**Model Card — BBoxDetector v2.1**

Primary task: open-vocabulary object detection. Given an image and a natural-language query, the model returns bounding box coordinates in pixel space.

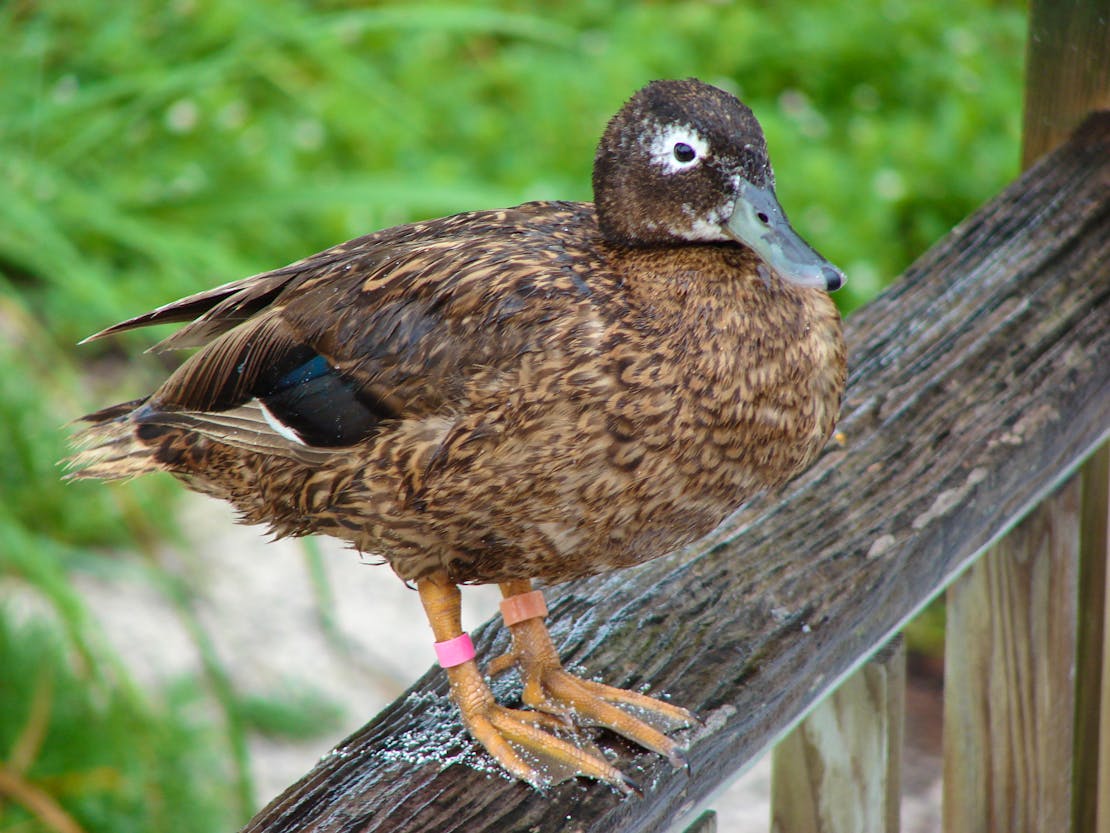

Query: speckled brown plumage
[72,198,843,582]
[69,79,847,789]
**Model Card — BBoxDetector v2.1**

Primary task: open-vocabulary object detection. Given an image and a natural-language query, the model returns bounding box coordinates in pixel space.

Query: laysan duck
[69,78,847,791]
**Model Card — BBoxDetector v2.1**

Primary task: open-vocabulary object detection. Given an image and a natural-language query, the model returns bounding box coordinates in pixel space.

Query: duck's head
[593,78,844,292]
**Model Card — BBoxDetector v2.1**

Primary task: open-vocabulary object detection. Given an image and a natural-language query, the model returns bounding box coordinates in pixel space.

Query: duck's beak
[723,180,845,291]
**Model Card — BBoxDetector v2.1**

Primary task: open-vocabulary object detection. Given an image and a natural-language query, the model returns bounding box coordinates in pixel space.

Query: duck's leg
[488,579,696,767]
[416,571,634,792]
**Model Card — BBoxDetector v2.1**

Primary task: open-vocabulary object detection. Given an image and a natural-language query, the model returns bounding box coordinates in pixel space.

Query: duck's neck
[604,238,845,406]
[602,242,816,332]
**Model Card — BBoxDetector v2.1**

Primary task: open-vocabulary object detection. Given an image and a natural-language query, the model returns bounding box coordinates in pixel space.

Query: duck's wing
[79,227,405,351]
[112,202,602,455]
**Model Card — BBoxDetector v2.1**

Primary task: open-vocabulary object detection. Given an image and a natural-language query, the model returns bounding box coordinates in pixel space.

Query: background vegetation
[2,1,1025,830]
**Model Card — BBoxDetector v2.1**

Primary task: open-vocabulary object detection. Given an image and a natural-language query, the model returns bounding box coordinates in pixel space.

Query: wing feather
[85,202,601,456]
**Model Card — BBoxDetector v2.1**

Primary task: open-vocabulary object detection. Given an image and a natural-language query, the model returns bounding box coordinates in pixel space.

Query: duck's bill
[723,181,845,292]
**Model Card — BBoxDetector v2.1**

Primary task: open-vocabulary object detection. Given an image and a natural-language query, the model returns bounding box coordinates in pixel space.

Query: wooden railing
[241,6,1109,831]
[238,110,1108,833]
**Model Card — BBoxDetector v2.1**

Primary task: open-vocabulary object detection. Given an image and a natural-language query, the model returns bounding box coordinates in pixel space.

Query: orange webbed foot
[418,573,639,793]
[491,580,697,768]
[447,658,637,792]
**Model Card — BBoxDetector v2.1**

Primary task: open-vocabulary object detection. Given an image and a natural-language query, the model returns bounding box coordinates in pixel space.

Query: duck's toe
[420,574,635,792]
[462,700,635,793]
[539,669,696,768]
[499,613,697,768]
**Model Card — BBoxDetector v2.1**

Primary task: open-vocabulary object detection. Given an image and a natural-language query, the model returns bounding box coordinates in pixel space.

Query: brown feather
[68,80,847,587]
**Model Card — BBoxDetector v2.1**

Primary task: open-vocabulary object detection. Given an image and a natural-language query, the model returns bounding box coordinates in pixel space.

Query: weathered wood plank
[1101,614,1110,833]
[240,115,1110,833]
[943,9,1110,832]
[771,638,904,833]
[1077,445,1110,833]
[942,477,1081,833]
[1021,0,1110,168]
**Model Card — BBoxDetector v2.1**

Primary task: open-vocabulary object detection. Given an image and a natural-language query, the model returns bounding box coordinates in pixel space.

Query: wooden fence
[241,5,1109,831]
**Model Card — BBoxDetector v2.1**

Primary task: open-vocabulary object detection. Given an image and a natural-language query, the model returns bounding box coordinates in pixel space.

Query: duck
[69,78,847,792]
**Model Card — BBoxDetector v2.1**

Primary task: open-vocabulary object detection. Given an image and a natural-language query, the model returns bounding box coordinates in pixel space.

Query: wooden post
[942,477,1081,833]
[944,3,1108,832]
[1076,445,1110,833]
[1020,0,1110,169]
[771,639,905,833]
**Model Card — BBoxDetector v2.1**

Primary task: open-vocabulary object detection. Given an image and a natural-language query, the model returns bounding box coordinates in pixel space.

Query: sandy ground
[69,492,941,832]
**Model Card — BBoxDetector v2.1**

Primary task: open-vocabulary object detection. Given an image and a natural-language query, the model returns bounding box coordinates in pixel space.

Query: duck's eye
[651,127,708,174]
[673,142,697,163]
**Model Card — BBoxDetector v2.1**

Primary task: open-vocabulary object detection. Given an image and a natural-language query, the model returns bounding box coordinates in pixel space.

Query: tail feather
[64,397,161,481]
[65,395,337,483]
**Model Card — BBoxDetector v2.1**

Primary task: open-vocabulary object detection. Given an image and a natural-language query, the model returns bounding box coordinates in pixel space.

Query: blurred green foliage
[0,612,235,833]
[1,0,1023,829]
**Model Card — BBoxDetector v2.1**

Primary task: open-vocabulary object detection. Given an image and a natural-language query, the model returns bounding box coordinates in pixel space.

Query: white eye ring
[648,124,709,174]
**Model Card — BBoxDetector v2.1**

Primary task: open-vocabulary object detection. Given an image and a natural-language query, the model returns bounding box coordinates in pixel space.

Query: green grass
[0,612,236,833]
[1,1,1025,829]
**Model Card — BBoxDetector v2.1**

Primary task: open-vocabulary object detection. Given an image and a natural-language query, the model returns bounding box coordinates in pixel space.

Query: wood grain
[771,638,904,833]
[1078,445,1110,833]
[943,477,1080,833]
[1022,0,1110,167]
[943,12,1110,831]
[240,115,1110,833]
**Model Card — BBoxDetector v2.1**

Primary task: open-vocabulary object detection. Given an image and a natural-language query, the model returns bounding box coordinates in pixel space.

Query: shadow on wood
[241,114,1110,833]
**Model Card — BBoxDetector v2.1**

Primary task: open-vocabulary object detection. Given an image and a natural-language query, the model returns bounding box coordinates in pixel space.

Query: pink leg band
[500,589,548,627]
[433,633,476,668]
